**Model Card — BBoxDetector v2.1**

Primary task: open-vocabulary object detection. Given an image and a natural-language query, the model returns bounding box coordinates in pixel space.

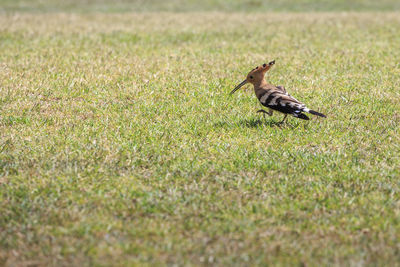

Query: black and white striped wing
[259,90,310,120]
[276,85,300,102]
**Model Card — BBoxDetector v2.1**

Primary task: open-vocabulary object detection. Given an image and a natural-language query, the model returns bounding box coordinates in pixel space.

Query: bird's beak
[230,79,248,95]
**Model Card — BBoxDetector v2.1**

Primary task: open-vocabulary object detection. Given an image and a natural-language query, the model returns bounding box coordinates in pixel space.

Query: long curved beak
[230,79,248,95]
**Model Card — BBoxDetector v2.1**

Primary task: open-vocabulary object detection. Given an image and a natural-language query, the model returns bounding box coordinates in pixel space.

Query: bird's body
[230,60,326,123]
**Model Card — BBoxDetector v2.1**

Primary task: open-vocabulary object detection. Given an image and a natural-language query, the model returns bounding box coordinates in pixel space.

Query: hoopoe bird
[230,60,326,123]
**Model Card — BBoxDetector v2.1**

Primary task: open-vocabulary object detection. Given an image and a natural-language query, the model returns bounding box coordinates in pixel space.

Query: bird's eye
[249,75,253,79]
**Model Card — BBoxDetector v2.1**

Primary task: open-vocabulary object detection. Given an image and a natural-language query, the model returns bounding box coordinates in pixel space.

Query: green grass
[1,7,400,267]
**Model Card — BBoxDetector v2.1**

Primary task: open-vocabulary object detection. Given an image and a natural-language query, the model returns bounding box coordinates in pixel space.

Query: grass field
[1,0,400,266]
[2,0,400,12]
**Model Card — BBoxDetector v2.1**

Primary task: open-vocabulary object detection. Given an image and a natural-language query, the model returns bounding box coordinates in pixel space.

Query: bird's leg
[257,109,268,118]
[257,109,273,118]
[278,114,288,124]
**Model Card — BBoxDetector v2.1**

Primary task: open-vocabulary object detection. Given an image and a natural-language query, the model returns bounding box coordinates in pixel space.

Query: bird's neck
[253,78,268,90]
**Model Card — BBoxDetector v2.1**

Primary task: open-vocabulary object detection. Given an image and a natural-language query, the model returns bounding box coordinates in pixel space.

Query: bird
[230,60,326,123]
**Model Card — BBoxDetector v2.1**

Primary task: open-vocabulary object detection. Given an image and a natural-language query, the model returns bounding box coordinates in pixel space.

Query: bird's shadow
[214,117,295,129]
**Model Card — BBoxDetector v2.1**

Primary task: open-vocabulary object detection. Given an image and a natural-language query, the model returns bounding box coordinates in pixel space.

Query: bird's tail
[297,113,310,120]
[304,108,326,118]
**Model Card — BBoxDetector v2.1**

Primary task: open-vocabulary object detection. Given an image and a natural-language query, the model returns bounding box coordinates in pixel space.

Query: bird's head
[230,60,275,94]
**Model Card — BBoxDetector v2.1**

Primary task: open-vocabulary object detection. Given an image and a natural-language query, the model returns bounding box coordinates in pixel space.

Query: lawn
[0,1,400,266]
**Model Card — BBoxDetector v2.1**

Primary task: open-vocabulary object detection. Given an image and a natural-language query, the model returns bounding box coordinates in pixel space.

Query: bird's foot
[276,115,288,125]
